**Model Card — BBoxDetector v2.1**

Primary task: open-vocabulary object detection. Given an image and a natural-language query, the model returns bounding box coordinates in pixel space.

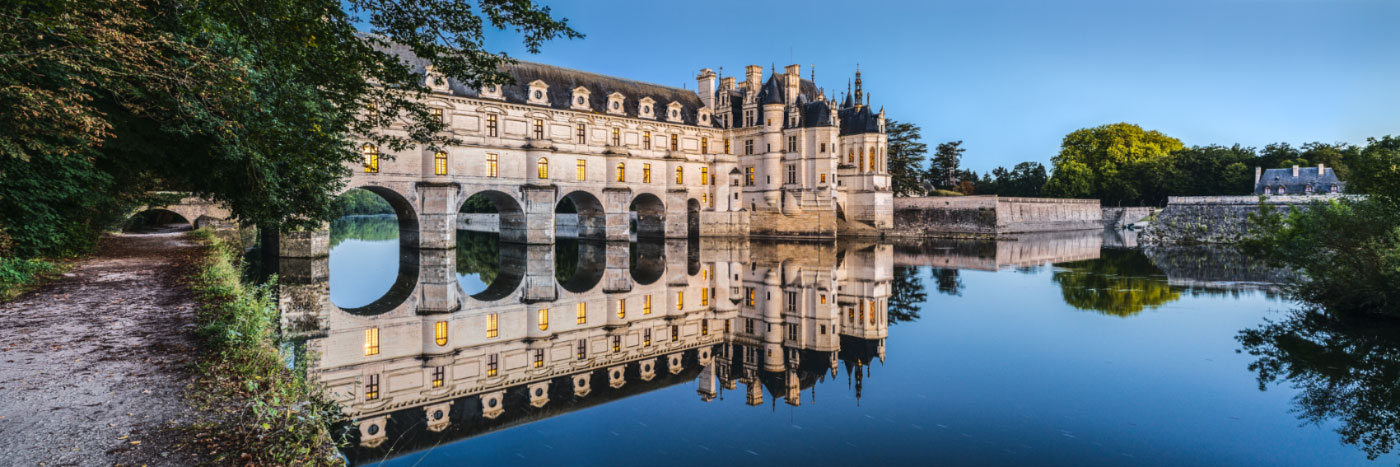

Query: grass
[183,229,343,465]
[0,257,64,301]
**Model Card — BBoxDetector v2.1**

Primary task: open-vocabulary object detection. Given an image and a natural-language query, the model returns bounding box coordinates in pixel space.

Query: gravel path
[0,231,203,466]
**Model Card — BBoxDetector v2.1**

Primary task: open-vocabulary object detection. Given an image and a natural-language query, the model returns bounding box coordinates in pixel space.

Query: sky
[475,0,1399,173]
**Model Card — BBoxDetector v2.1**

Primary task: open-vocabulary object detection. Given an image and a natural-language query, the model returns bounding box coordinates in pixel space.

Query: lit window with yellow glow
[362,144,379,173]
[644,295,652,315]
[701,288,709,307]
[723,138,731,154]
[675,166,684,184]
[576,303,586,324]
[486,153,498,178]
[533,119,544,139]
[702,320,708,336]
[643,130,651,149]
[616,162,625,182]
[434,151,448,175]
[676,291,684,310]
[612,127,621,146]
[534,349,545,368]
[537,158,549,179]
[365,374,379,400]
[701,167,709,185]
[642,164,651,183]
[486,114,498,136]
[576,159,586,181]
[487,354,498,377]
[671,325,679,342]
[701,137,709,154]
[612,336,621,353]
[364,327,379,356]
[431,366,444,388]
[820,173,826,183]
[670,134,678,151]
[486,313,498,338]
[431,107,443,122]
[616,299,626,319]
[434,321,448,346]
[745,167,755,186]
[820,294,827,304]
[537,308,549,331]
[643,328,651,346]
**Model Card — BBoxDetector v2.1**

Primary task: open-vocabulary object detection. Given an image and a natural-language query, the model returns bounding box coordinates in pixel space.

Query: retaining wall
[1139,194,1352,245]
[892,196,1101,236]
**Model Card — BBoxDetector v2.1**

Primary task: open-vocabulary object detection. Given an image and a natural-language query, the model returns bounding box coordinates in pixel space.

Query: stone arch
[335,244,420,316]
[686,198,701,238]
[344,185,420,250]
[629,192,666,239]
[125,208,192,232]
[558,190,606,240]
[458,188,527,244]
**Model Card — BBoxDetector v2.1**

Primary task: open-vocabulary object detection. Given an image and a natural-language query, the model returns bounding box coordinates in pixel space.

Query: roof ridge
[507,58,694,95]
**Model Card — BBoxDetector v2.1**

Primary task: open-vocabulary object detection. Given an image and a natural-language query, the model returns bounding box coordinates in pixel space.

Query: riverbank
[0,232,203,466]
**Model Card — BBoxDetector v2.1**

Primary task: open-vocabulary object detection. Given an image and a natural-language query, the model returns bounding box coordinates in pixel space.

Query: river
[288,214,1399,466]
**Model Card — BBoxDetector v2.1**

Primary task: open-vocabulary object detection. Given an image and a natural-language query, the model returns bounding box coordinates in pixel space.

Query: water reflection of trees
[929,268,963,296]
[329,215,397,248]
[888,265,926,325]
[1237,309,1400,461]
[1052,249,1181,317]
[455,231,500,285]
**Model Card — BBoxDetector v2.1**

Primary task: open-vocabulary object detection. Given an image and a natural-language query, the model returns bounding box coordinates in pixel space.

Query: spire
[854,64,864,108]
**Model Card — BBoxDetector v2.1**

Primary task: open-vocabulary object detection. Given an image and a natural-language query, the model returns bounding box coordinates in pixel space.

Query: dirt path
[0,231,202,466]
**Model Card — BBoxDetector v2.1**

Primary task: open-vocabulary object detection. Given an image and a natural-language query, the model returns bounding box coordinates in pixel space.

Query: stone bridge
[133,193,234,229]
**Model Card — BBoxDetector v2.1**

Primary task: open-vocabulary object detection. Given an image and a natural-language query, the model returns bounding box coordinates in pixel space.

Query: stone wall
[891,230,1104,271]
[748,210,837,239]
[1139,195,1350,245]
[699,210,750,237]
[1101,207,1156,229]
[892,196,1101,236]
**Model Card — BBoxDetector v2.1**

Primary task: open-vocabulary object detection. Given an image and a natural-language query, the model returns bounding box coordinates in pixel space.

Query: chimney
[1318,163,1325,175]
[1293,165,1299,177]
[1254,166,1262,185]
[720,76,736,91]
[696,68,717,110]
[784,64,800,105]
[745,65,762,92]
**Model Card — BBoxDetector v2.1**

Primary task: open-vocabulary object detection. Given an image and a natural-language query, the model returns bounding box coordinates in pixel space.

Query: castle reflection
[279,236,893,464]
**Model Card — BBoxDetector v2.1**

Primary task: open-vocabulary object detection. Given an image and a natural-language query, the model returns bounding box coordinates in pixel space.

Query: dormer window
[607,93,625,115]
[666,102,683,123]
[1331,184,1339,193]
[527,80,549,106]
[639,97,656,119]
[1264,186,1272,195]
[480,83,502,100]
[571,87,591,111]
[698,108,712,127]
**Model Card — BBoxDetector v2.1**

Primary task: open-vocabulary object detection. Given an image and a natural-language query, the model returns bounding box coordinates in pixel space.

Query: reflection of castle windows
[576,303,587,324]
[644,295,652,315]
[486,313,498,338]
[702,320,709,336]
[677,291,684,310]
[612,336,621,353]
[848,308,854,323]
[364,328,379,356]
[577,339,587,360]
[486,354,498,377]
[434,321,448,346]
[644,328,652,346]
[617,299,626,319]
[701,288,709,307]
[869,301,876,324]
[671,325,680,342]
[432,366,444,388]
[538,308,549,331]
[534,349,545,368]
[701,137,709,154]
[365,374,380,400]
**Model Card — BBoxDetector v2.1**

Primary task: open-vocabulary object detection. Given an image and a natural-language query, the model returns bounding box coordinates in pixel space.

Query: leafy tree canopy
[1044,123,1184,204]
[885,120,928,197]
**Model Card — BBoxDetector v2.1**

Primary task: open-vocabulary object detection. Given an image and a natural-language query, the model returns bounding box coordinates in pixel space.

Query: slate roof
[838,104,881,135]
[1254,167,1345,195]
[378,41,707,125]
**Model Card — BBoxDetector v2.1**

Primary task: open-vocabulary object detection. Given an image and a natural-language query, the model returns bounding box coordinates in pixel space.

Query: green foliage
[455,231,500,285]
[1,0,580,258]
[885,120,928,196]
[887,266,926,325]
[186,229,341,465]
[331,189,393,217]
[460,195,499,214]
[1238,308,1400,460]
[1044,123,1184,205]
[0,257,60,301]
[1051,249,1182,317]
[926,140,966,189]
[976,162,1047,197]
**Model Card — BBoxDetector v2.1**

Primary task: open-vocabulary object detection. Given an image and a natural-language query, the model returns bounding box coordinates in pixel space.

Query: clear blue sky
[481,0,1399,173]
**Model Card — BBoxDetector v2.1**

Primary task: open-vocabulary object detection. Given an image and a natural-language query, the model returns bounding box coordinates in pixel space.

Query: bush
[0,257,60,301]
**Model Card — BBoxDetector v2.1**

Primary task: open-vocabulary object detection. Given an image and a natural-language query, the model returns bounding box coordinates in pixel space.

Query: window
[643,328,652,346]
[746,287,755,306]
[537,308,549,331]
[577,339,587,360]
[848,149,854,163]
[612,127,621,146]
[616,162,625,182]
[820,173,826,183]
[434,151,448,175]
[365,374,379,400]
[786,164,796,184]
[745,139,754,155]
[431,108,443,122]
[1331,184,1339,193]
[576,302,587,324]
[434,321,448,346]
[745,318,755,334]
[701,193,708,206]
[724,138,731,154]
[671,325,679,342]
[670,134,679,151]
[788,135,797,152]
[486,354,498,377]
[701,288,709,307]
[821,324,827,334]
[1264,186,1272,195]
[744,110,754,126]
[745,167,755,186]
[431,366,444,388]
[364,328,379,356]
[533,119,545,139]
[486,153,498,177]
[362,144,379,173]
[642,163,652,183]
[644,295,652,314]
[788,324,798,341]
[616,298,626,319]
[676,291,684,310]
[534,349,545,368]
[701,167,709,185]
[820,294,827,304]
[869,147,876,172]
[701,137,709,154]
[1279,186,1287,194]
[612,335,621,353]
[537,158,549,179]
[675,166,684,184]
[702,320,709,336]
[820,142,826,153]
[486,114,498,136]
[576,159,586,181]
[786,291,797,312]
[643,131,651,149]
[486,313,498,338]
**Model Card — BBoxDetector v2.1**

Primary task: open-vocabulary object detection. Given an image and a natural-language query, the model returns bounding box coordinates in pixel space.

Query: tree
[884,120,928,196]
[926,140,966,189]
[979,162,1047,197]
[929,268,963,296]
[1043,123,1183,205]
[0,0,582,256]
[887,265,926,325]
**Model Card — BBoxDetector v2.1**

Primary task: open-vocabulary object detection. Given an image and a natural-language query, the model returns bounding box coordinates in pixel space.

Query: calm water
[298,215,1400,466]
